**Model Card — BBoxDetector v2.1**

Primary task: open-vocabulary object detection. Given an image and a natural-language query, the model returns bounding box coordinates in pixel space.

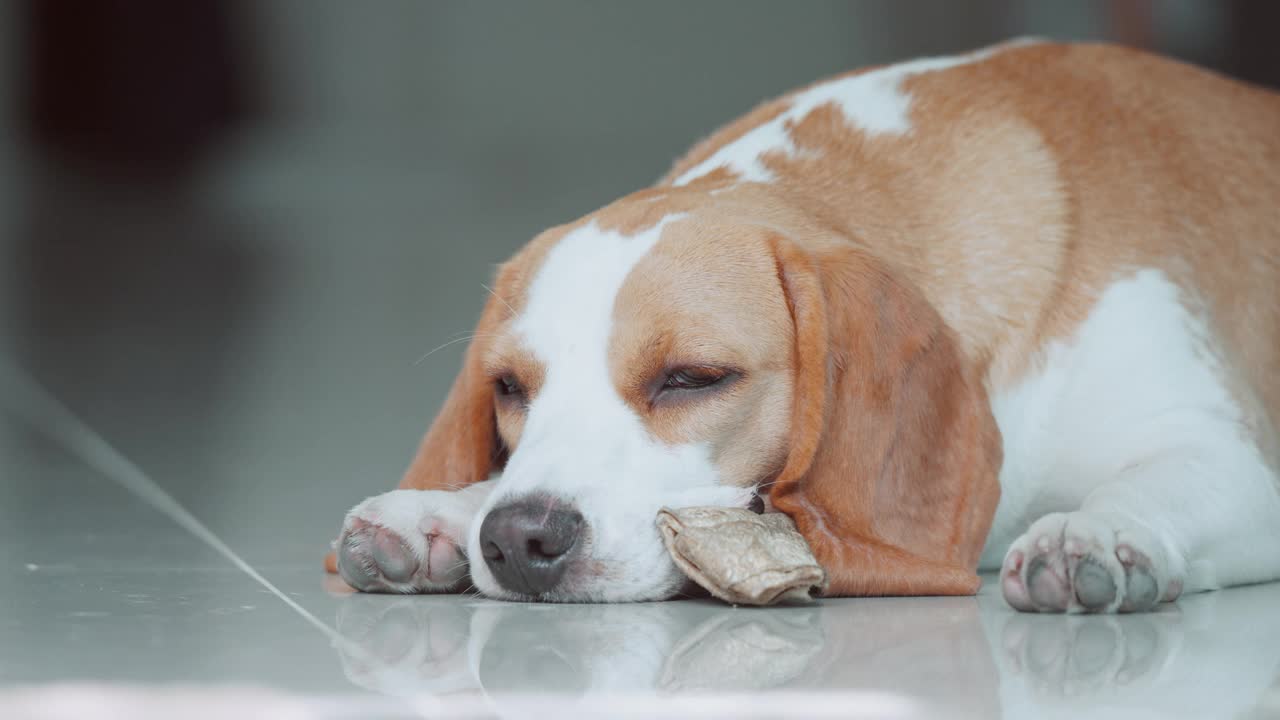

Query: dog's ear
[398,290,510,492]
[766,235,1002,596]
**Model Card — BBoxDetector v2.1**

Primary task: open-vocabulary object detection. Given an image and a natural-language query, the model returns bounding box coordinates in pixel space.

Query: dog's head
[400,189,1001,601]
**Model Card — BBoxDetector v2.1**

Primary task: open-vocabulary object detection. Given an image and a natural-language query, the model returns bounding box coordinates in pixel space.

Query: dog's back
[664,41,1280,455]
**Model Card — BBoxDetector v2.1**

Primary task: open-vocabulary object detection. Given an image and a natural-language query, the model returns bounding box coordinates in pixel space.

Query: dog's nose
[479,497,584,596]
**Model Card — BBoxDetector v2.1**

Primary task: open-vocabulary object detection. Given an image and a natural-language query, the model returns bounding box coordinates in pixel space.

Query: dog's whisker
[480,282,519,318]
[413,334,491,365]
[427,481,471,492]
[413,336,475,365]
[413,330,507,366]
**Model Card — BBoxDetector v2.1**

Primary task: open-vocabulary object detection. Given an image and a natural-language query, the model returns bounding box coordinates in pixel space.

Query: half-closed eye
[653,366,740,405]
[663,367,729,390]
[494,374,527,404]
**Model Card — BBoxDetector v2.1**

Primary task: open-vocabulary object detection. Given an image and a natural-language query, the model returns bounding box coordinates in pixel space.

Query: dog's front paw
[337,490,473,594]
[1000,511,1184,613]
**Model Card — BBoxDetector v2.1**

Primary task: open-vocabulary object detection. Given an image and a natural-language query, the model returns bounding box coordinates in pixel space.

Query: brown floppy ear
[766,235,1002,596]
[397,297,509,492]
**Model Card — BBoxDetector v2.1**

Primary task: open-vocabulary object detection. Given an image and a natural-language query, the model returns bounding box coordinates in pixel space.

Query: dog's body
[333,41,1280,612]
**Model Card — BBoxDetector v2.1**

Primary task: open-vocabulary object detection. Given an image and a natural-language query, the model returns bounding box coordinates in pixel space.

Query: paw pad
[336,499,469,594]
[1001,511,1181,614]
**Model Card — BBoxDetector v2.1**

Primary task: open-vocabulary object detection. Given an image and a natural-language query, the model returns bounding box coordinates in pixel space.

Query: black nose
[479,497,584,597]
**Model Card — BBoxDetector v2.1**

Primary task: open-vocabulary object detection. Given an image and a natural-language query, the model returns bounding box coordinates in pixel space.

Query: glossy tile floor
[3,370,1280,720]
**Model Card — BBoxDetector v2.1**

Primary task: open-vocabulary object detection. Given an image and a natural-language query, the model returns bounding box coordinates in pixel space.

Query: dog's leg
[991,271,1280,613]
[1001,439,1280,614]
[336,480,495,593]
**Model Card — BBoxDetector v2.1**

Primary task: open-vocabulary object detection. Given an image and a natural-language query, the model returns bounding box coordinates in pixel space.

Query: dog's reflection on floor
[333,595,477,697]
[989,581,1280,718]
[998,612,1179,697]
[331,593,998,716]
[331,582,1280,717]
[333,597,828,697]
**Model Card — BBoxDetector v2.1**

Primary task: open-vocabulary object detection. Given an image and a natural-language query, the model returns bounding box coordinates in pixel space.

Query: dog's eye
[663,367,728,391]
[495,375,524,398]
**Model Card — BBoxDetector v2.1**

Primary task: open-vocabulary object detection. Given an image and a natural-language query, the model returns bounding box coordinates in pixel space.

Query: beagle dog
[329,40,1280,613]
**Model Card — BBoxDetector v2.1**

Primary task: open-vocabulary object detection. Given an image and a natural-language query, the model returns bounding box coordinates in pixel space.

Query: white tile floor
[4,370,1280,720]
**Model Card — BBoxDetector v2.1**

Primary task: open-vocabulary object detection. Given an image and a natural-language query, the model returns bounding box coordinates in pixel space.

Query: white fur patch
[982,269,1280,593]
[468,217,749,601]
[672,43,1016,186]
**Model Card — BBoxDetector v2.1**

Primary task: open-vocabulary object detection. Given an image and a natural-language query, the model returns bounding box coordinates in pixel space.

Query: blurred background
[2,1,1278,564]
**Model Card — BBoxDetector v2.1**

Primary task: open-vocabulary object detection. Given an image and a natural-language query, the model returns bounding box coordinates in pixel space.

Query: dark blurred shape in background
[26,0,254,179]
[2,2,1277,551]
